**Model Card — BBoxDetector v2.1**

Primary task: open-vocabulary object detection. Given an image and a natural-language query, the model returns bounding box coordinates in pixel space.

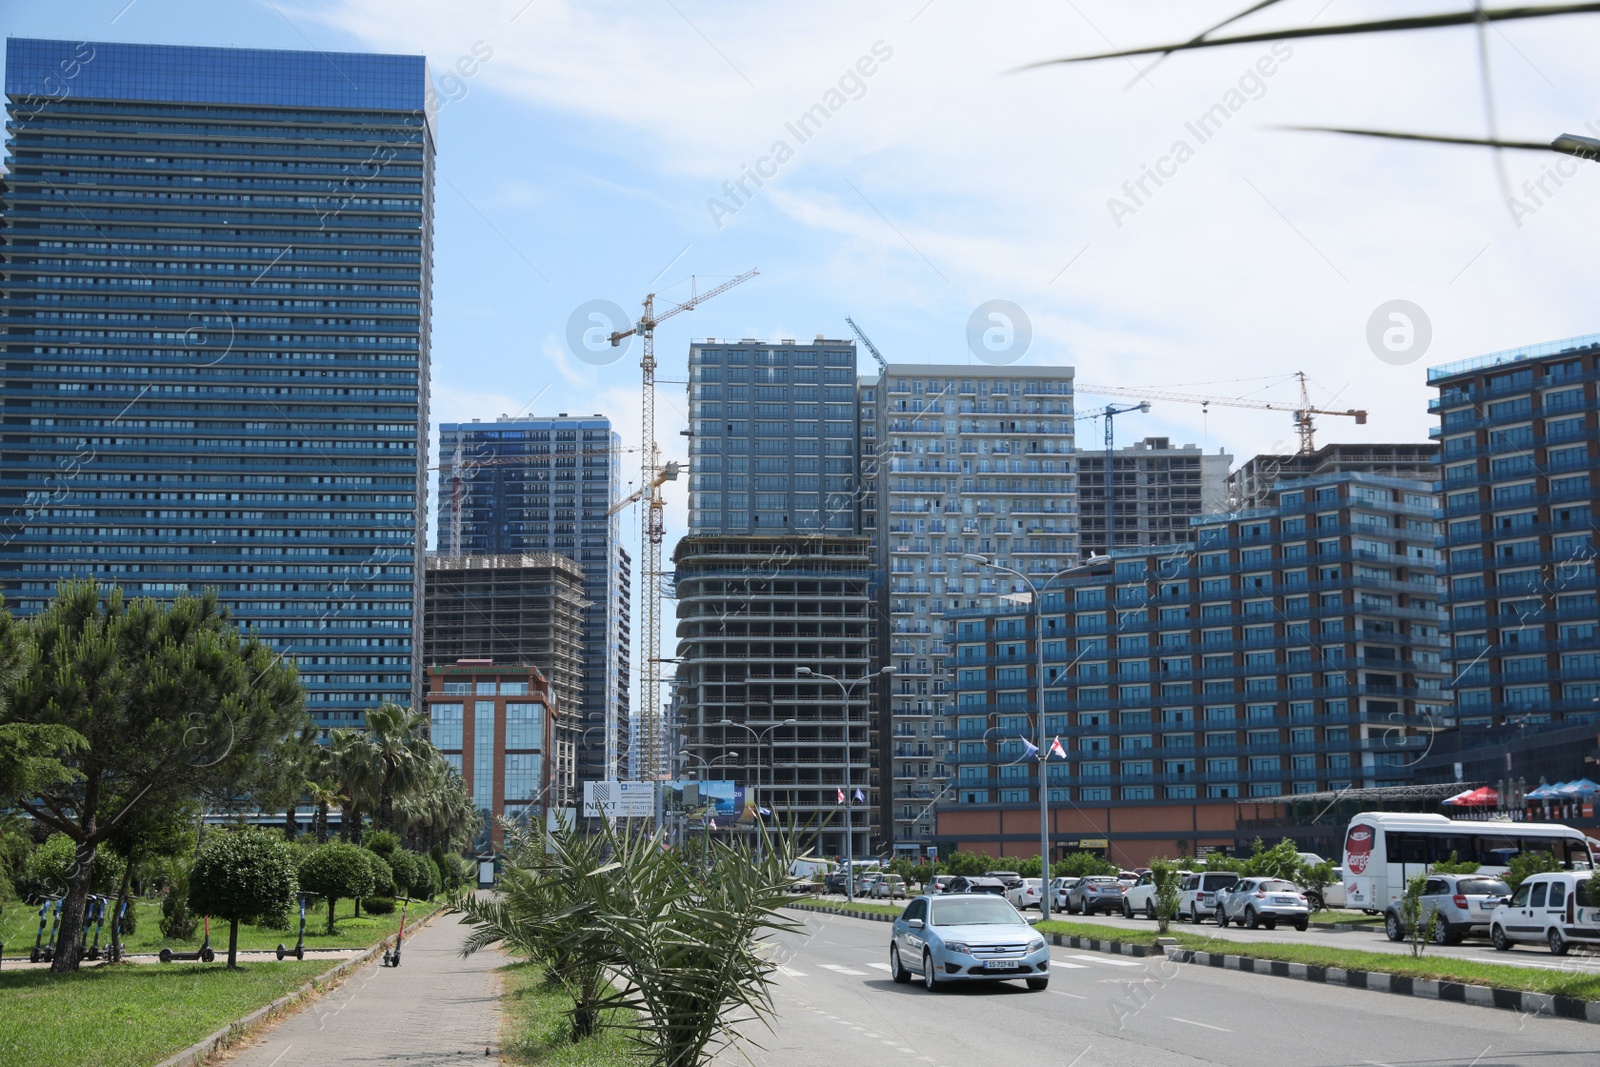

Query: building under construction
[1076,436,1232,556]
[1225,442,1439,510]
[424,552,589,783]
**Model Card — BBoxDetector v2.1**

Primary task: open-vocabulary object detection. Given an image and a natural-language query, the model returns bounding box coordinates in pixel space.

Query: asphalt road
[1030,905,1600,974]
[725,911,1599,1067]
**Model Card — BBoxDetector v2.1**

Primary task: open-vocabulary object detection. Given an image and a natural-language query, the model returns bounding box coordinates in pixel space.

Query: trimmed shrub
[363,830,399,858]
[298,843,375,934]
[364,848,395,899]
[361,895,397,915]
[188,828,298,968]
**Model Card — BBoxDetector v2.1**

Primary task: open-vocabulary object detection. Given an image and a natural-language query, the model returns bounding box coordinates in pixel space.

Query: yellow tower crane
[1075,371,1367,455]
[607,269,757,785]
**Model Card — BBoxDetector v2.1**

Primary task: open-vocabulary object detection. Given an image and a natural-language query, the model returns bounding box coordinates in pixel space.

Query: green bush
[1242,838,1303,880]
[1297,860,1336,910]
[363,830,399,858]
[298,842,376,934]
[1506,850,1561,892]
[1148,857,1185,933]
[1052,852,1118,879]
[23,833,118,896]
[364,848,395,900]
[361,895,396,915]
[1431,851,1481,875]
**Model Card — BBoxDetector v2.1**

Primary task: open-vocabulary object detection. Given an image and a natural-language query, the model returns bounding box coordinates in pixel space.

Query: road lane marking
[1047,959,1090,968]
[820,963,869,976]
[1066,953,1143,966]
[1169,1017,1232,1032]
[1051,990,1089,1000]
[778,966,808,977]
[869,962,892,971]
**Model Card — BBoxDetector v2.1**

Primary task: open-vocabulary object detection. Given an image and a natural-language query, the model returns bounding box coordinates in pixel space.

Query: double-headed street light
[963,554,1077,922]
[795,664,896,903]
[719,716,798,861]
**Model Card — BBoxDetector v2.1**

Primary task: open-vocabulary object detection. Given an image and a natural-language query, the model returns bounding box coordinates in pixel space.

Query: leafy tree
[298,842,375,933]
[1148,857,1185,934]
[188,828,298,968]
[2,581,306,971]
[1432,851,1481,875]
[1297,860,1336,911]
[1505,850,1561,893]
[103,800,197,960]
[1240,838,1303,880]
[23,832,118,895]
[1398,873,1437,960]
[1052,852,1118,879]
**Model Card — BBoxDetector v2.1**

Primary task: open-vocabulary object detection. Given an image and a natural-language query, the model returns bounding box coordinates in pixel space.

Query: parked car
[1489,871,1597,955]
[1123,869,1191,919]
[929,875,957,895]
[1064,875,1124,915]
[1307,866,1347,911]
[871,874,909,900]
[985,871,1024,891]
[1116,870,1140,889]
[889,894,1050,992]
[1384,873,1511,945]
[946,875,1009,896]
[1216,877,1310,931]
[1006,878,1044,910]
[1177,871,1240,923]
[825,871,871,896]
[1049,876,1081,911]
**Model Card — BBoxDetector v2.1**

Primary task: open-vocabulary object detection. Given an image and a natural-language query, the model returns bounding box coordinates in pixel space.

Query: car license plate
[1273,896,1296,904]
[983,959,1019,971]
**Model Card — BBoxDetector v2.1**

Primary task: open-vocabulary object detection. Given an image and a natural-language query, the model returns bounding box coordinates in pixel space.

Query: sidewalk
[222,911,504,1066]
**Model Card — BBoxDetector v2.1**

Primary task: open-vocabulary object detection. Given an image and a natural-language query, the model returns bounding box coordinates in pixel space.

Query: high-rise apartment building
[1076,437,1231,556]
[942,470,1446,866]
[1429,334,1600,728]
[436,415,630,781]
[1226,442,1439,511]
[0,39,432,727]
[869,365,1076,854]
[677,339,879,855]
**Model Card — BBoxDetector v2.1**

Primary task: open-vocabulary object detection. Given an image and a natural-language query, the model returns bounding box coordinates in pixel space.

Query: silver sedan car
[889,894,1050,992]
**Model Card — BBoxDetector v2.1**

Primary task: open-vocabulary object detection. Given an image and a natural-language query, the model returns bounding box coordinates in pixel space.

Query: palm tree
[362,702,436,832]
[328,729,374,842]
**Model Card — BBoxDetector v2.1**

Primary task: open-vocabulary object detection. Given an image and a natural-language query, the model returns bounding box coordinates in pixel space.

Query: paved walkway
[224,911,504,1066]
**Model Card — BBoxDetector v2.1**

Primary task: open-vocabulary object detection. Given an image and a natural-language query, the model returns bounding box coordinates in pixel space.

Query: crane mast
[610,270,757,787]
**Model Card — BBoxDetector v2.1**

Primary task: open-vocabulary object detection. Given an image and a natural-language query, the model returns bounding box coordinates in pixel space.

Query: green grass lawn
[499,961,637,1067]
[0,897,440,959]
[0,960,329,1067]
[799,898,1600,1001]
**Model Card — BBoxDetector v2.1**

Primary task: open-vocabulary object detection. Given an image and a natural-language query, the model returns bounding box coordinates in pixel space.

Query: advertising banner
[664,779,749,825]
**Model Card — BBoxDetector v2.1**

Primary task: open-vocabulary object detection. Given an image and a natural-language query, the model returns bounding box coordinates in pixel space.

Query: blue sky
[6,0,1599,692]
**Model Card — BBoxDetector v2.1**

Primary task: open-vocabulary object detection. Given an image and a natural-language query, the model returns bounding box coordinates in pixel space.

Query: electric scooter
[381,897,412,968]
[81,896,105,960]
[277,892,321,960]
[159,915,215,963]
[30,896,63,963]
[105,898,128,963]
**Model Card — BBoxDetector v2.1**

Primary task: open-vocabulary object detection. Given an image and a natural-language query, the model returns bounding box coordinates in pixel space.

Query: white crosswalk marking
[1047,959,1090,969]
[869,962,892,971]
[778,966,808,978]
[820,963,869,976]
[1066,953,1143,967]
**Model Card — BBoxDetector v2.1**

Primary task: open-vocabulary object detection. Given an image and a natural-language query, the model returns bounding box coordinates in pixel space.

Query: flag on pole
[853,788,865,803]
[1020,737,1040,760]
[837,788,846,804]
[709,818,718,831]
[1049,736,1068,759]
[758,806,772,817]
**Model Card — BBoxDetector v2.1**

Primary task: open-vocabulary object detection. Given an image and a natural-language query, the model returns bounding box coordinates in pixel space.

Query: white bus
[1342,812,1594,913]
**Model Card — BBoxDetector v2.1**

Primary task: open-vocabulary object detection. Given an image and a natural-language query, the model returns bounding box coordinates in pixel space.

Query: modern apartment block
[422,551,587,737]
[672,534,878,860]
[1076,437,1232,557]
[425,659,567,849]
[0,39,432,727]
[436,415,631,781]
[869,365,1076,854]
[1226,442,1439,510]
[940,471,1447,866]
[1429,334,1600,728]
[677,338,881,856]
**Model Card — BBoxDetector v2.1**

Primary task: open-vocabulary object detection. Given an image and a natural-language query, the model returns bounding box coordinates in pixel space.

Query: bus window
[1385,833,1403,864]
[1399,836,1429,865]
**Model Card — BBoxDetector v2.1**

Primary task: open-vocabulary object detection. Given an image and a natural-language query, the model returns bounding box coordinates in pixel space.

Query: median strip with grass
[498,961,636,1066]
[795,897,1600,1002]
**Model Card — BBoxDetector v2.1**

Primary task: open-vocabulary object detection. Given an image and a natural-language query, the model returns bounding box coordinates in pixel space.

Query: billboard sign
[583,780,656,821]
[664,779,748,825]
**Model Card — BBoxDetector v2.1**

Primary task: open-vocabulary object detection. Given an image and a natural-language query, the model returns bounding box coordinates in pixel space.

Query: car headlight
[1027,937,1045,952]
[944,941,972,955]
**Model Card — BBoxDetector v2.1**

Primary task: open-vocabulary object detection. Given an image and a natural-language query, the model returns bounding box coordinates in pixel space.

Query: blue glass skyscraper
[0,39,433,728]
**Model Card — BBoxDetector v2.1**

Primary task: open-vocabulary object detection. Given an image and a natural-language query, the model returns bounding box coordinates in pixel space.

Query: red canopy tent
[1444,786,1499,807]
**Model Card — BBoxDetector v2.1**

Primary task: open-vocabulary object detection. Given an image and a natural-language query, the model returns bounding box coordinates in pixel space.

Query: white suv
[1122,870,1190,919]
[1177,871,1241,923]
[1490,872,1599,955]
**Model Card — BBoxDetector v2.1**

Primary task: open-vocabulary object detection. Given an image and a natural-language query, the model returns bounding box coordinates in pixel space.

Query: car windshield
[931,898,1026,926]
[1457,878,1511,896]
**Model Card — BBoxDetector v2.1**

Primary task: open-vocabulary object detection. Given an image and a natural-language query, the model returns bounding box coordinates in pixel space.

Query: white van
[1489,871,1599,955]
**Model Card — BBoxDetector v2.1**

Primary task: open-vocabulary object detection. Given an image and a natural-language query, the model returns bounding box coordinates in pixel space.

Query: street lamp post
[720,717,798,861]
[964,554,1076,922]
[795,665,895,903]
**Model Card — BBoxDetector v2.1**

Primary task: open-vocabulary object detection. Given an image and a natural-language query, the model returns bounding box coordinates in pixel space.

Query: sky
[5,0,1599,700]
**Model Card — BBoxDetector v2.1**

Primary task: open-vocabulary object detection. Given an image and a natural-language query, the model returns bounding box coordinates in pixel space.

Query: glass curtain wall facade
[945,473,1446,855]
[0,39,433,727]
[436,415,630,781]
[1430,335,1600,727]
[872,365,1076,854]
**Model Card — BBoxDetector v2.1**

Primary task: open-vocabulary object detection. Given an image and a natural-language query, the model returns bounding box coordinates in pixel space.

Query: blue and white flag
[853,788,865,803]
[1020,737,1040,760]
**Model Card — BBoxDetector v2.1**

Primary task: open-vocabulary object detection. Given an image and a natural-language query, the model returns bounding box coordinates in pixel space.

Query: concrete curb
[153,905,447,1067]
[783,902,1158,957]
[1164,946,1600,1025]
